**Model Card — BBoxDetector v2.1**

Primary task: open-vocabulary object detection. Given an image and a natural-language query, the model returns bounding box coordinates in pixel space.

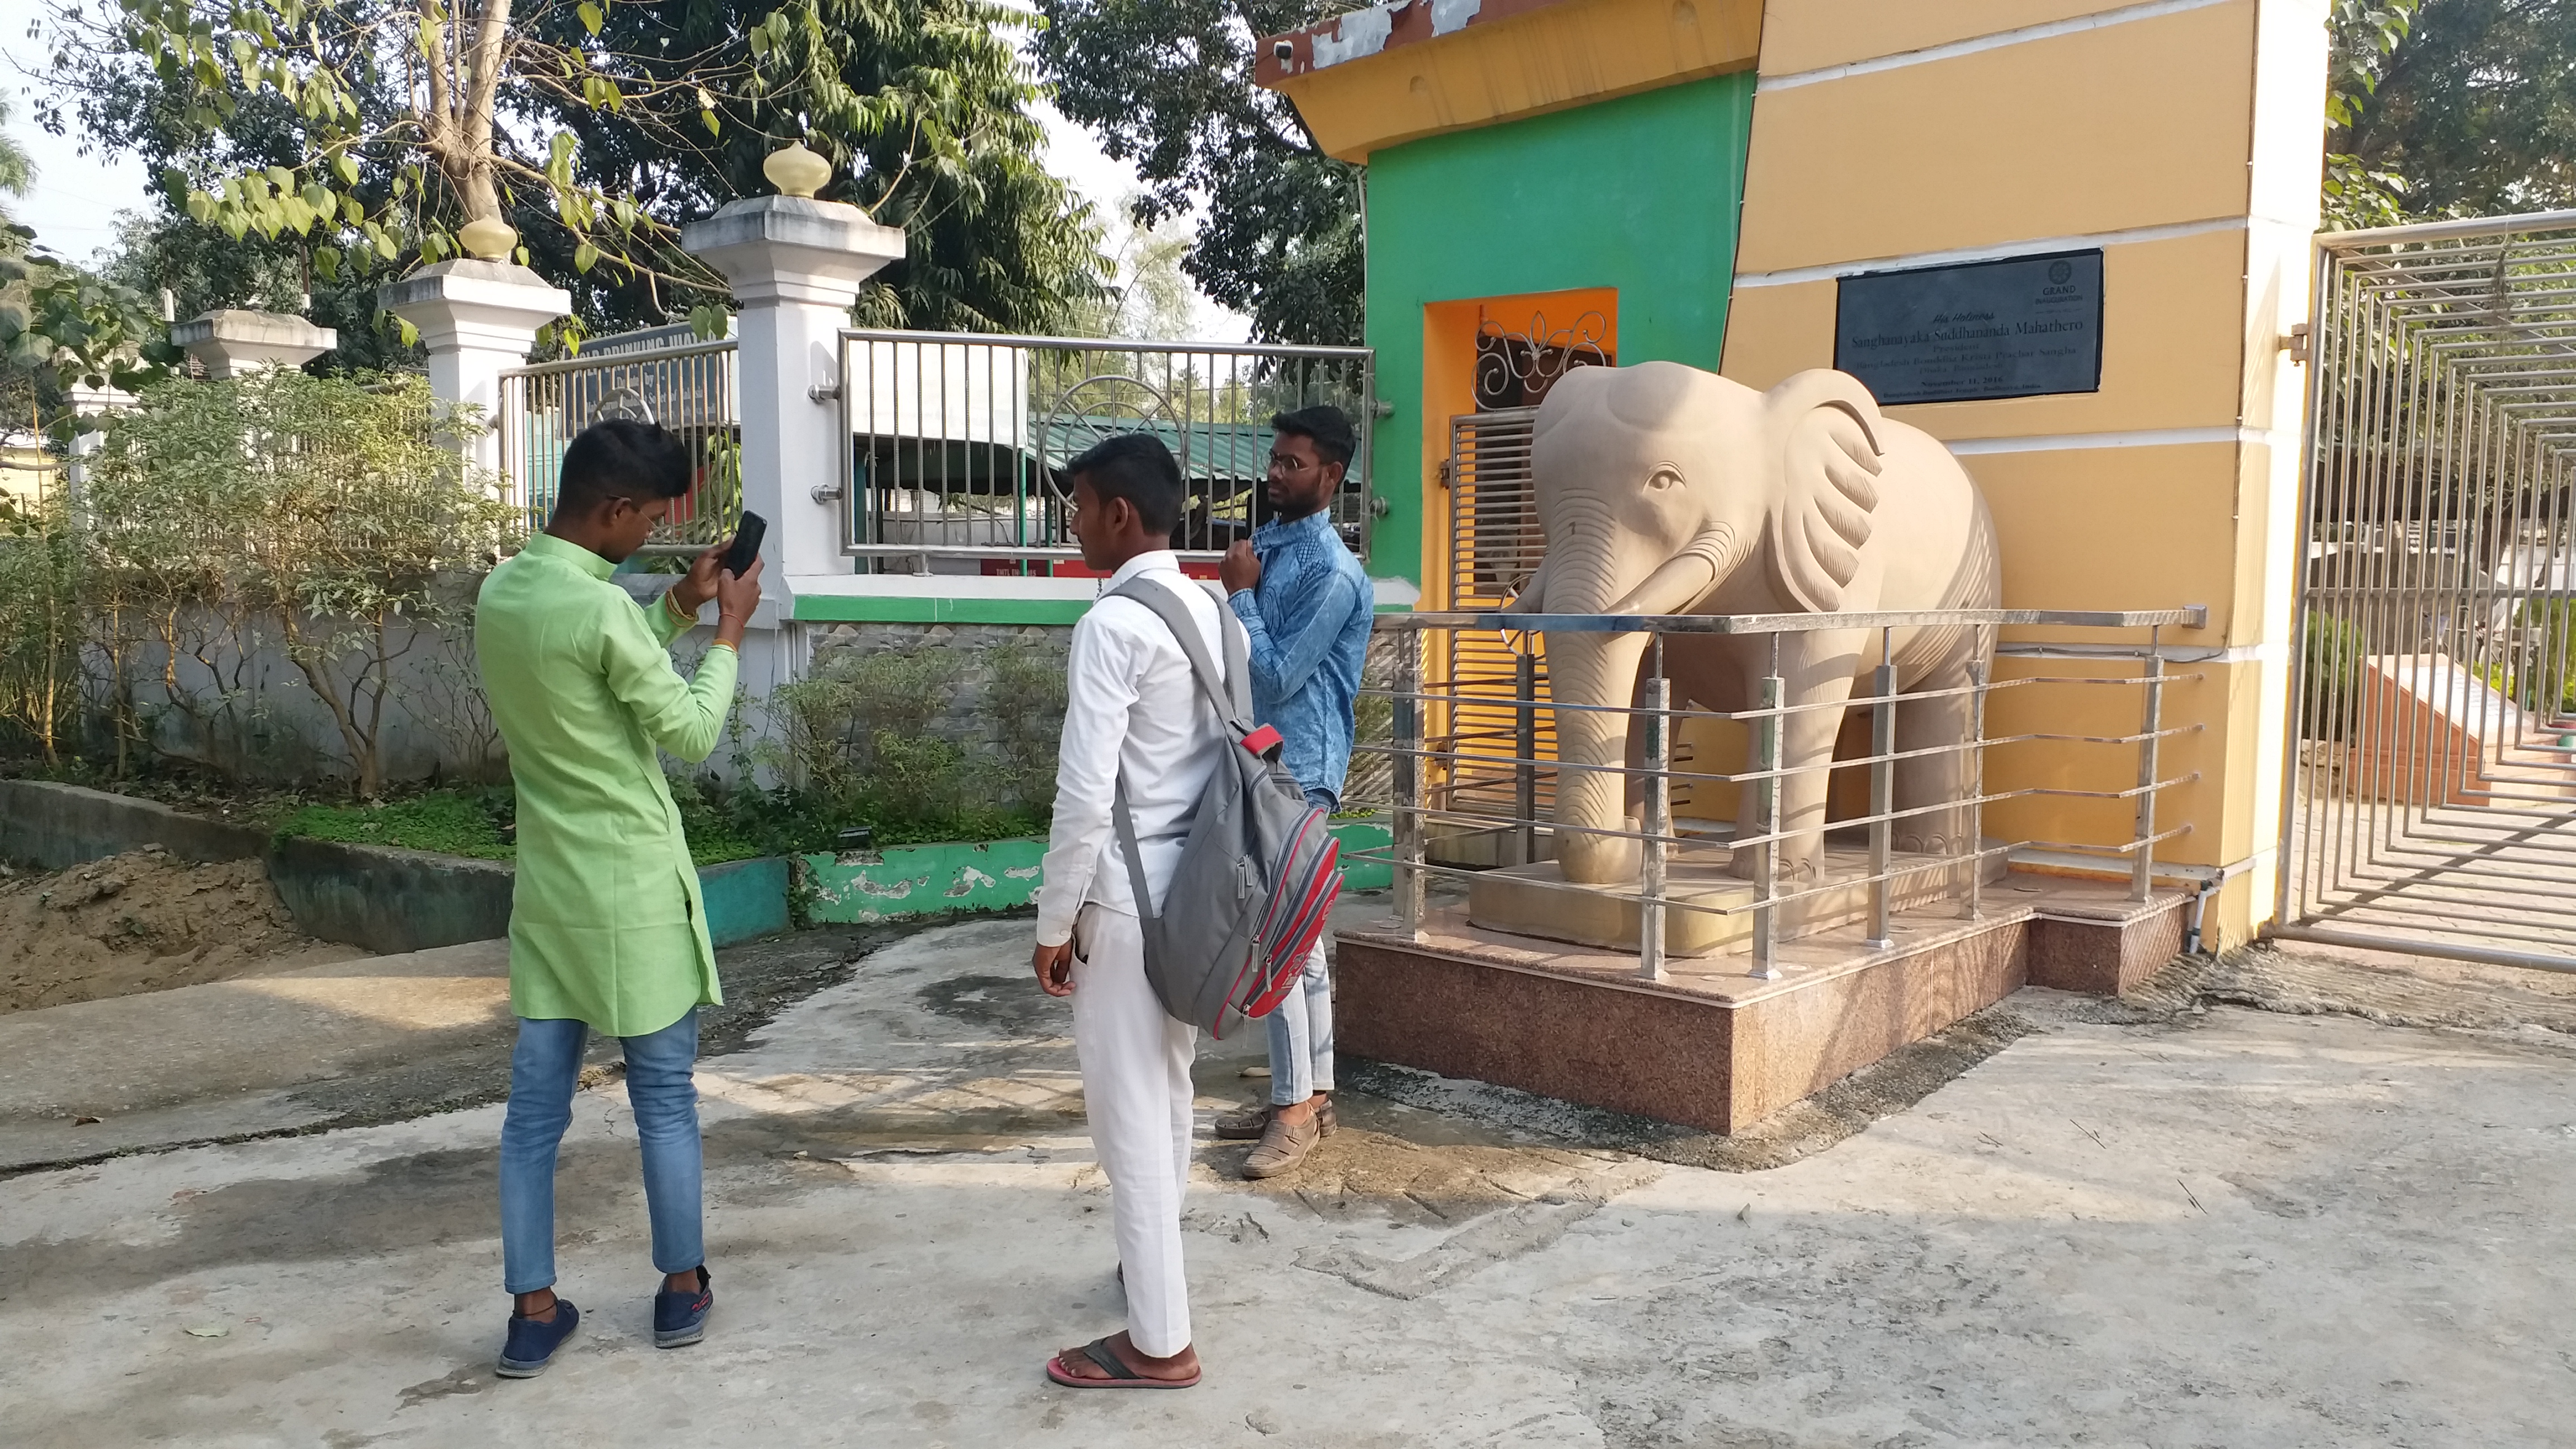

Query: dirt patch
[0,849,361,1014]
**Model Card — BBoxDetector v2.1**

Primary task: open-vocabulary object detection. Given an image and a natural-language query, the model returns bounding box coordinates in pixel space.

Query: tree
[2335,0,2576,220]
[0,96,179,404]
[46,0,1102,342]
[520,0,1105,334]
[1032,0,1360,346]
[1066,195,1196,339]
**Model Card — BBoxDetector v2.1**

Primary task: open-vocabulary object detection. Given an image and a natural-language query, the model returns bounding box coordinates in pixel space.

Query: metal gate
[2277,211,2576,971]
[1437,407,1552,850]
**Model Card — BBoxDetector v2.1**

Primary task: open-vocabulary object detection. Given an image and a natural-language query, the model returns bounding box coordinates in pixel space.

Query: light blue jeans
[499,1010,704,1294]
[1269,787,1339,1107]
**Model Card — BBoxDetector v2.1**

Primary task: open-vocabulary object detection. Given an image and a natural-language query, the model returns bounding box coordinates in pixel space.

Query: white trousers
[1071,904,1197,1356]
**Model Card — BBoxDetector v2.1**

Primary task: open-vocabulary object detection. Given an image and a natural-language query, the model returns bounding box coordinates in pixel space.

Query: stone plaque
[1833,250,2104,404]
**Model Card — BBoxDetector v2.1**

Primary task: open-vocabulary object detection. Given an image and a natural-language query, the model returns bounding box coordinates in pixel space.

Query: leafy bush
[2302,610,2366,742]
[756,637,1062,845]
[0,493,83,766]
[2497,597,2576,721]
[78,369,515,795]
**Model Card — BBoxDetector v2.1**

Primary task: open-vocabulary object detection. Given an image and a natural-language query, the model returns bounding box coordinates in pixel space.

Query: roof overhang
[1256,0,1762,163]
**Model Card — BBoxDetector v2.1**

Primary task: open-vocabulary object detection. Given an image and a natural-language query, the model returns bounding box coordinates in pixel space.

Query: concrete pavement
[3,917,2573,1445]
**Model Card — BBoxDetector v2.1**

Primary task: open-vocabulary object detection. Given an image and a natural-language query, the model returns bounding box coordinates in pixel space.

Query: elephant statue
[1504,361,2001,888]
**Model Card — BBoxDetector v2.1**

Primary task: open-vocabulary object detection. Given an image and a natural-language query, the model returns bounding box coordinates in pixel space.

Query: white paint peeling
[1429,0,1480,37]
[1312,3,1396,68]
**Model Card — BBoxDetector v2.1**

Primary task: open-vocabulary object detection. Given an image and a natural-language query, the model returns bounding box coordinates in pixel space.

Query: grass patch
[267,782,1036,869]
[274,789,516,860]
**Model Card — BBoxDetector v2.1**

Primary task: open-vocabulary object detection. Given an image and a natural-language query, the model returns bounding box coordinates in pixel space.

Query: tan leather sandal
[1241,1110,1322,1179]
[1214,1096,1337,1141]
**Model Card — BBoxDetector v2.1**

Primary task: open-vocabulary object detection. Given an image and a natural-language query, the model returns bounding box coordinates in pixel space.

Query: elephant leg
[1893,644,1981,861]
[1732,631,1867,886]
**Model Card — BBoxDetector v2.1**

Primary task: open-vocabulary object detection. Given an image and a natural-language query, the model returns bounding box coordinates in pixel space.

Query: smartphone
[720,511,766,577]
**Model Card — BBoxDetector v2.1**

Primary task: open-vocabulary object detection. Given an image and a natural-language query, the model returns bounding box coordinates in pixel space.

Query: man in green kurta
[473,419,763,1378]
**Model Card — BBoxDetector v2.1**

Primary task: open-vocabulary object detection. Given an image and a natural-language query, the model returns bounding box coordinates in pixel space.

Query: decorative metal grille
[496,333,741,555]
[2277,210,2576,972]
[1474,310,1612,411]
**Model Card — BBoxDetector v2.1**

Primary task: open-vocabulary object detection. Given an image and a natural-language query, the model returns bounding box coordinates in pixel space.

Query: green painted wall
[801,818,1396,923]
[1362,73,1759,590]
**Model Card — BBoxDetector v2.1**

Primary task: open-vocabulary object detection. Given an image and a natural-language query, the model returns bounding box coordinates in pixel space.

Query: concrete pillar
[168,309,338,379]
[680,196,905,585]
[377,261,571,480]
[61,380,137,504]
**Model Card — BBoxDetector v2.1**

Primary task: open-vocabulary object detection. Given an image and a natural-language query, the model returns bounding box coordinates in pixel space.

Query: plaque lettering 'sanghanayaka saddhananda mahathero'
[1833,249,2104,405]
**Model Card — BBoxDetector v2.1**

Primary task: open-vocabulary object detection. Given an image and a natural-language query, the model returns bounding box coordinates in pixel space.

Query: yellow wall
[1721,0,2328,946]
[1272,0,1763,162]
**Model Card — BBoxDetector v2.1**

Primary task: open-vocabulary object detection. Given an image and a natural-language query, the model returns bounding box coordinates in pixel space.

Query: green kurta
[475,532,739,1036]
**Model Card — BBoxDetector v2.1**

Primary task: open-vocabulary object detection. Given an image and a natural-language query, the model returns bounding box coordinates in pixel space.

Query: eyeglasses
[1268,453,1315,472]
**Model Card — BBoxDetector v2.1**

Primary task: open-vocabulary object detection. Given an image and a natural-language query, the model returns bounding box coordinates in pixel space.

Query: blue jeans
[1268,788,1339,1107]
[499,1011,704,1294]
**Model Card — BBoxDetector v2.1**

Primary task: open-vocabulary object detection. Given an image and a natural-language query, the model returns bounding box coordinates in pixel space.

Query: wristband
[664,590,695,623]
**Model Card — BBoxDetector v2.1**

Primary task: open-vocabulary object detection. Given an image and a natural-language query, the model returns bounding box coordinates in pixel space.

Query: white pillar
[680,196,905,586]
[61,380,137,505]
[377,260,571,481]
[169,309,338,378]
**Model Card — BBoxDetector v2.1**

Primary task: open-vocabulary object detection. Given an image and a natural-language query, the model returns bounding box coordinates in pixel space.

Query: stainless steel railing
[496,337,741,554]
[831,330,1374,575]
[1350,605,2209,980]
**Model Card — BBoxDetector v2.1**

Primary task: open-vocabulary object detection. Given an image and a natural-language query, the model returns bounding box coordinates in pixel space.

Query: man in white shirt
[1030,433,1225,1390]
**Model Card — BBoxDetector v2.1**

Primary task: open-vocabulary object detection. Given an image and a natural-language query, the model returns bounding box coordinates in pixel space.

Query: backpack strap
[1105,577,1247,730]
[1102,574,1243,925]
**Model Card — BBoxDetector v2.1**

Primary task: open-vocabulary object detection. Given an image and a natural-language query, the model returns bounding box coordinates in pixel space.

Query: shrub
[80,370,515,795]
[2302,610,2366,743]
[0,492,83,766]
[760,637,1062,844]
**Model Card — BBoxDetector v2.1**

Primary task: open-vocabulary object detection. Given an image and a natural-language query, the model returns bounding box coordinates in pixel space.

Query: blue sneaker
[654,1267,712,1349]
[495,1300,580,1378]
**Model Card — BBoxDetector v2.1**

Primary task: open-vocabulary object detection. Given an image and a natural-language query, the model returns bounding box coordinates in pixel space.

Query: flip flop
[1045,1336,1200,1390]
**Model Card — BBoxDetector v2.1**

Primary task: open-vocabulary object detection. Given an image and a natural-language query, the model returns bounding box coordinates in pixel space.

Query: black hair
[555,418,694,518]
[1271,404,1356,471]
[1065,432,1185,536]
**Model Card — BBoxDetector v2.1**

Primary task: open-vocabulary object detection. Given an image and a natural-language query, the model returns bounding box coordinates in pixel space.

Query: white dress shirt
[1034,551,1232,948]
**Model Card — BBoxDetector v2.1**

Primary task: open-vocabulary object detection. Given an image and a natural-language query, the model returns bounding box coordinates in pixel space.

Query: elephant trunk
[1547,626,1654,884]
[1537,520,1735,884]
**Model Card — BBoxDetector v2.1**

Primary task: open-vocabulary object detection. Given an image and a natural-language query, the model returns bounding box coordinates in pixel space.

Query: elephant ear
[1763,369,1887,614]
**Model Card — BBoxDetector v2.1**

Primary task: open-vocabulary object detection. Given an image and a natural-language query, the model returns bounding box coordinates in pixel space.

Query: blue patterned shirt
[1228,508,1372,805]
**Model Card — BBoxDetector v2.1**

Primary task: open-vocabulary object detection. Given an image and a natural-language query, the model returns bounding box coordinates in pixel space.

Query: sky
[0,0,1246,340]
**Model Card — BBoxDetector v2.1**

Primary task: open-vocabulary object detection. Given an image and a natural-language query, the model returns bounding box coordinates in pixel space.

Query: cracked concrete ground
[3,919,2573,1447]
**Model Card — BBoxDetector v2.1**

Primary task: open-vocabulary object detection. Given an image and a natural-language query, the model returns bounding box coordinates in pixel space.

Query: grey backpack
[1105,579,1344,1039]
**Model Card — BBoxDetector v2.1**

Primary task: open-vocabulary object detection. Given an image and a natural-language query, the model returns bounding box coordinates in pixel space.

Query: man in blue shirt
[1215,404,1372,1179]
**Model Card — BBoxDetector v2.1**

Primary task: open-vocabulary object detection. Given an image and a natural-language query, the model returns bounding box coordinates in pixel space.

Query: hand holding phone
[720,510,767,578]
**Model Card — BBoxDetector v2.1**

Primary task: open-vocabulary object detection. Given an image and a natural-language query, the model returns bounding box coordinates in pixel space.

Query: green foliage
[2322,1,2423,230]
[759,638,1060,845]
[2302,610,2366,743]
[2328,0,2576,226]
[0,491,85,765]
[2494,596,2576,718]
[1032,0,1361,345]
[51,0,1106,342]
[1066,196,1197,341]
[80,369,515,794]
[274,787,515,859]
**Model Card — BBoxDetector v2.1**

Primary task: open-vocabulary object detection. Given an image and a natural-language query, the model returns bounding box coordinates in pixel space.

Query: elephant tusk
[1603,527,1735,617]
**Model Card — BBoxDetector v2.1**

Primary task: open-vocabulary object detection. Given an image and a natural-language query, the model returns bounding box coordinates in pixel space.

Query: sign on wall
[1833,249,2104,405]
